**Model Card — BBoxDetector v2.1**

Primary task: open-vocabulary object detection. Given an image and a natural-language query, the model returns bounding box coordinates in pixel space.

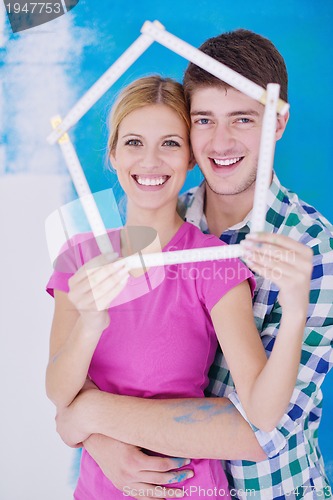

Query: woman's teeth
[213,157,242,166]
[135,176,168,186]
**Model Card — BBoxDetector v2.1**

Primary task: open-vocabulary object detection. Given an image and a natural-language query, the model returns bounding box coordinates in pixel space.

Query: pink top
[47,222,255,499]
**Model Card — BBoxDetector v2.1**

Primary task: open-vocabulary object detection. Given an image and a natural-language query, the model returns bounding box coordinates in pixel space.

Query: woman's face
[110,104,192,211]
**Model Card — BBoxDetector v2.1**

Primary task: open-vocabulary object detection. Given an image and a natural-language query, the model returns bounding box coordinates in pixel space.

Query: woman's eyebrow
[161,134,185,140]
[121,133,143,138]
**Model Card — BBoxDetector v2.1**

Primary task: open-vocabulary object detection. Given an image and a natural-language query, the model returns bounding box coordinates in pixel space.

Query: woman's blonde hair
[108,76,190,155]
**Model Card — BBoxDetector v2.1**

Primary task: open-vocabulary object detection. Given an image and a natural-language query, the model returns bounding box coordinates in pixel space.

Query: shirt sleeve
[228,246,333,457]
[46,240,78,296]
[197,254,256,314]
[46,235,92,297]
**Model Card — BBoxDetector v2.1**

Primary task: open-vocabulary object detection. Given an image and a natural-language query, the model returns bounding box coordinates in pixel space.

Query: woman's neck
[125,201,184,251]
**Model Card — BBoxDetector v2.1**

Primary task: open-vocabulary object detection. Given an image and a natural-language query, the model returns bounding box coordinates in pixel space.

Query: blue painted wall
[2,0,332,485]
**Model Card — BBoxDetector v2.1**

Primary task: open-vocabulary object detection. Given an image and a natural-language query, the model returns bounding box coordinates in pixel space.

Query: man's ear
[276,110,289,141]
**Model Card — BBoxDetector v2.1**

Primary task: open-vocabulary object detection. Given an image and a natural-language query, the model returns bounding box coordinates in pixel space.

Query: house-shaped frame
[47,20,289,269]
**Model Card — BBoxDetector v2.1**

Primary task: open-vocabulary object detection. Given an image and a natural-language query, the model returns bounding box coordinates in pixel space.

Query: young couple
[46,30,333,499]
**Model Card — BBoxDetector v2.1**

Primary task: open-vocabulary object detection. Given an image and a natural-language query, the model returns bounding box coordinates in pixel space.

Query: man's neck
[204,184,255,237]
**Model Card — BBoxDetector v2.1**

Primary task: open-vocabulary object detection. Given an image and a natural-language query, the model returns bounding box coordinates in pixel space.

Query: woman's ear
[109,151,117,171]
[188,151,196,171]
[276,110,289,141]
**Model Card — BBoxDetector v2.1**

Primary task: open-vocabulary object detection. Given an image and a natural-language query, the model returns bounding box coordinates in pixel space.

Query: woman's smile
[132,174,171,190]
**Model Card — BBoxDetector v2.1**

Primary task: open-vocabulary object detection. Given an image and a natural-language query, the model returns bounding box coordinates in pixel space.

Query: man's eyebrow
[190,110,214,117]
[190,110,260,117]
[227,110,260,117]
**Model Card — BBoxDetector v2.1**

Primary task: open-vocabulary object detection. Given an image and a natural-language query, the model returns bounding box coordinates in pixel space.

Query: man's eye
[125,139,142,146]
[163,140,180,147]
[197,118,210,125]
[237,118,251,124]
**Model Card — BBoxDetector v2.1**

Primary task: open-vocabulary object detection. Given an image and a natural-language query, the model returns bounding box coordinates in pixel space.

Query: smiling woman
[110,104,191,209]
[106,76,194,234]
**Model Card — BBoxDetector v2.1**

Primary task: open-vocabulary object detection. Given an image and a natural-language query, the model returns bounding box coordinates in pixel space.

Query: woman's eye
[163,140,180,147]
[125,139,142,146]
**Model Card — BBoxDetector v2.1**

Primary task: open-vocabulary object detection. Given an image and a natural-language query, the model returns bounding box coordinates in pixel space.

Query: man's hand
[84,435,193,499]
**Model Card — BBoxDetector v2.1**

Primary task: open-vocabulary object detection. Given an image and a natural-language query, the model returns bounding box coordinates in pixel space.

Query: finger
[87,266,129,305]
[245,232,314,257]
[87,258,128,284]
[140,469,193,486]
[85,251,119,268]
[244,246,313,279]
[242,238,303,263]
[70,254,125,290]
[127,483,184,499]
[242,237,313,267]
[94,274,129,311]
[242,244,297,267]
[139,455,191,473]
[243,256,295,283]
[69,264,129,309]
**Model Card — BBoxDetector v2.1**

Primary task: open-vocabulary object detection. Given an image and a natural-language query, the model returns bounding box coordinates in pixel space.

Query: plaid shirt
[179,173,333,499]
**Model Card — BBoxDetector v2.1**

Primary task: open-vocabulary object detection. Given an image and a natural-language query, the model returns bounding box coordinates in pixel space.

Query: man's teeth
[214,157,241,166]
[136,176,168,186]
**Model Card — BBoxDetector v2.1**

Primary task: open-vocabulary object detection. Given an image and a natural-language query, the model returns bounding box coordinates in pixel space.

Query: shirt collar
[184,172,287,236]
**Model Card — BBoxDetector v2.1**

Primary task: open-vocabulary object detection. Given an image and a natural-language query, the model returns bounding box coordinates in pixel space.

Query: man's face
[190,86,266,197]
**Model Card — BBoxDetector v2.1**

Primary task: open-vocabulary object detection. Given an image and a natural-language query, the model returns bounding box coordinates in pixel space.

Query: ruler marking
[51,116,114,255]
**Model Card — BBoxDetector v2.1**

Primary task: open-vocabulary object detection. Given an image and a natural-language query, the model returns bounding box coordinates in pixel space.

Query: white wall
[0,174,74,500]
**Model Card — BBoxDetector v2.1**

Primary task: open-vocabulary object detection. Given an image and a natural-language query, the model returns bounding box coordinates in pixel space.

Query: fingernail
[117,265,129,275]
[173,490,184,498]
[171,471,189,483]
[171,457,191,467]
[113,259,127,270]
[104,251,119,262]
[120,274,129,284]
[241,240,255,248]
[245,232,263,239]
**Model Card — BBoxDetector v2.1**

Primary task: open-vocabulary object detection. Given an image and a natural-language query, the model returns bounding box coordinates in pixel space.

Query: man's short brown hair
[183,29,288,103]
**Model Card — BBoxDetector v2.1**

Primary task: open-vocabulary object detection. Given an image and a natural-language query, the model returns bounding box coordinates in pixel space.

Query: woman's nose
[139,147,161,169]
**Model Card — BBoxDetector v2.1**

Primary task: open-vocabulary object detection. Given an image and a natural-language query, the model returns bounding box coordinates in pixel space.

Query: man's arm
[227,241,333,459]
[57,391,267,461]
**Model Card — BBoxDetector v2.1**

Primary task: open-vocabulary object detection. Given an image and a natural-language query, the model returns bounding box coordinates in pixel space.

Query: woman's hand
[67,252,130,331]
[241,233,313,315]
[56,390,94,447]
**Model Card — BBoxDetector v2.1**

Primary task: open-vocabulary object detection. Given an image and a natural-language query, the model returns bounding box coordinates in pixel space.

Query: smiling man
[56,30,333,499]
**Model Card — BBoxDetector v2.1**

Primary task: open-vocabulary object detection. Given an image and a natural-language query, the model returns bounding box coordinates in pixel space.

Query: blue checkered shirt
[179,173,333,499]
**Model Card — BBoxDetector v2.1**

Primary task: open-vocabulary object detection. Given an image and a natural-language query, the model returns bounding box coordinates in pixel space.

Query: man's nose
[210,123,236,153]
